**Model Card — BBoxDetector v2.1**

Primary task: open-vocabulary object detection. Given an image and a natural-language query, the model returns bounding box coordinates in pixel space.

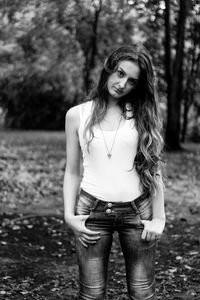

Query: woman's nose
[118,78,127,89]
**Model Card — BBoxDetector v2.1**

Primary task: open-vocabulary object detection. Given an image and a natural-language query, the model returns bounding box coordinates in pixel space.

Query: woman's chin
[109,92,123,99]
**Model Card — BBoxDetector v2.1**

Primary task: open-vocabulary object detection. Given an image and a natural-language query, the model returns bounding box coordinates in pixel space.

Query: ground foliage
[0,131,200,300]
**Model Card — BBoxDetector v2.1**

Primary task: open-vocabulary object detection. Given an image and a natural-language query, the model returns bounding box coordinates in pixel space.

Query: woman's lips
[114,87,123,94]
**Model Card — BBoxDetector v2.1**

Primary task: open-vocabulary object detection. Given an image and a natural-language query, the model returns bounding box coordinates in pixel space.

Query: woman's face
[107,60,140,100]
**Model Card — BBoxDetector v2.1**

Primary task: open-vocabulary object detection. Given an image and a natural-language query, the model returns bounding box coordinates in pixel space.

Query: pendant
[107,153,112,159]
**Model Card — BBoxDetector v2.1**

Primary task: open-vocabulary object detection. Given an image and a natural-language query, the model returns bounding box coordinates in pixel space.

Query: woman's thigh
[119,232,156,300]
[75,191,113,299]
[118,196,157,300]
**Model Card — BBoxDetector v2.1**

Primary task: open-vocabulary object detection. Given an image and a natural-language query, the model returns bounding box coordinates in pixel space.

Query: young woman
[63,44,165,300]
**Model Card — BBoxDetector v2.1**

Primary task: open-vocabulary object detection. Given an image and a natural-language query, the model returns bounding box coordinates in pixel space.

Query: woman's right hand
[65,215,101,248]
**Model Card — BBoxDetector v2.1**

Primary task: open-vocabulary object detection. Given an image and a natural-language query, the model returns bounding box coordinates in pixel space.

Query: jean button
[106,208,112,214]
[107,203,112,208]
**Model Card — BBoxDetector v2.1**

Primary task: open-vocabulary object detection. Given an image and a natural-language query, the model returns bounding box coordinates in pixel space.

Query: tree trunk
[181,41,197,142]
[181,94,193,143]
[164,0,172,144]
[165,0,188,150]
[84,0,102,93]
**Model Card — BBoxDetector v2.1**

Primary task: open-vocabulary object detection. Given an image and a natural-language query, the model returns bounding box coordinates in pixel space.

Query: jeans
[75,189,157,300]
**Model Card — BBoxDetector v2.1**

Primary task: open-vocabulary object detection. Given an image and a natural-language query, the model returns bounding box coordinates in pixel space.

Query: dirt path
[0,131,200,299]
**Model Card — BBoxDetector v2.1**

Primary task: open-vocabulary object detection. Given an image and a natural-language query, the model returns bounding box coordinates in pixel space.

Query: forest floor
[0,130,200,300]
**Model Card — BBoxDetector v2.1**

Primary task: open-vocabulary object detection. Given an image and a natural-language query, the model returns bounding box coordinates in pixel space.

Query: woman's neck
[107,97,120,109]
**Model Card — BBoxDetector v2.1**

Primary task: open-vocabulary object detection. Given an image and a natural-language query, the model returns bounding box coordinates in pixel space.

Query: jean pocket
[137,197,153,222]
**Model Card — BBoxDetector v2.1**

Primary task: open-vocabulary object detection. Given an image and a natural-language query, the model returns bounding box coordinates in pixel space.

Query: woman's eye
[129,79,138,86]
[117,70,124,77]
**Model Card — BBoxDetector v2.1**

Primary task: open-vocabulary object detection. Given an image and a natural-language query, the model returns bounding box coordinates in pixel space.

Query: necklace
[99,114,123,159]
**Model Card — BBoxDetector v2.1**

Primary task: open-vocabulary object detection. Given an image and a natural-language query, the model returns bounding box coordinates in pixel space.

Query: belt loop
[130,200,140,214]
[90,199,99,212]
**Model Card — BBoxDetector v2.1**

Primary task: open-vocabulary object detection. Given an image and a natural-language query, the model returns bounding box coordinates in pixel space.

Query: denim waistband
[80,188,149,212]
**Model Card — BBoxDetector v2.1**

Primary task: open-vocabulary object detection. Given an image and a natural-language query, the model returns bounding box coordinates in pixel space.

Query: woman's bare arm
[63,105,81,220]
[141,170,165,241]
[152,171,165,221]
[63,104,101,247]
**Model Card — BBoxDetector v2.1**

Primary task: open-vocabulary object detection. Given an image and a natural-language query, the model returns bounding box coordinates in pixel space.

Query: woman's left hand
[141,218,165,241]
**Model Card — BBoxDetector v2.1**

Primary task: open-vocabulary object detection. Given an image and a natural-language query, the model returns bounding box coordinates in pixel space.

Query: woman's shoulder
[67,100,93,114]
[65,104,81,130]
[65,105,79,121]
[69,101,93,118]
[65,101,93,129]
[78,100,93,111]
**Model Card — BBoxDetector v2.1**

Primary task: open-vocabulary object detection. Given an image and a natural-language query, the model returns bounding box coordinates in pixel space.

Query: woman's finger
[78,215,101,236]
[82,234,101,242]
[78,236,88,248]
[146,231,152,241]
[141,228,147,240]
[83,227,101,236]
[79,235,99,246]
[83,239,97,245]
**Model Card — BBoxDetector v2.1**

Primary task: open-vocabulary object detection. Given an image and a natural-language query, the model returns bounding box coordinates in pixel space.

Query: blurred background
[0,0,199,149]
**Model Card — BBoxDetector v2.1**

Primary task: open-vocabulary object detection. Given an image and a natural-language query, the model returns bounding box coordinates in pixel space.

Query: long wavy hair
[83,44,164,196]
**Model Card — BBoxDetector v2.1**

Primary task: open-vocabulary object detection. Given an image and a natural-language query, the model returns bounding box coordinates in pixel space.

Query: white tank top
[78,101,143,202]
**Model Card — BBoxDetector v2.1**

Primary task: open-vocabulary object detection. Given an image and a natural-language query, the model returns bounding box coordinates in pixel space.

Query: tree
[0,0,84,129]
[0,0,138,128]
[75,0,102,93]
[76,0,135,93]
[164,0,189,150]
[0,0,199,133]
[181,6,200,142]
